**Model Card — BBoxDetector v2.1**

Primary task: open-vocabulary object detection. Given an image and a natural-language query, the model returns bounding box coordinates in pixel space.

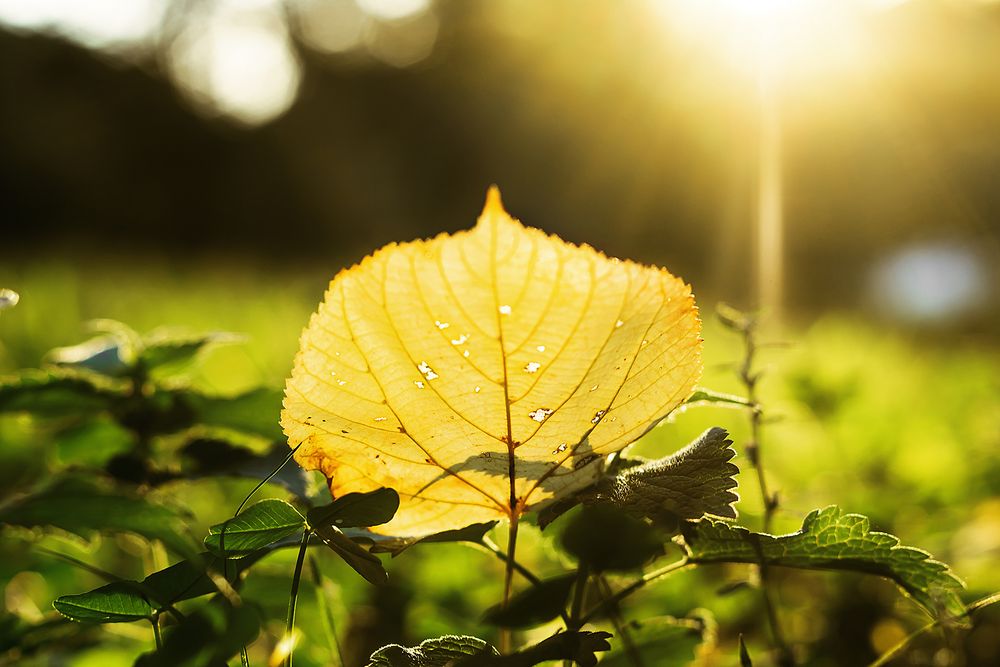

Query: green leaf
[560,505,664,572]
[47,336,133,377]
[53,417,135,467]
[180,387,284,441]
[367,635,498,666]
[53,582,153,623]
[684,388,751,407]
[599,427,739,526]
[179,439,311,499]
[139,329,242,375]
[204,499,305,558]
[314,523,389,585]
[460,631,613,667]
[481,574,575,628]
[0,369,126,417]
[0,477,196,556]
[367,521,498,556]
[307,488,400,531]
[682,506,966,618]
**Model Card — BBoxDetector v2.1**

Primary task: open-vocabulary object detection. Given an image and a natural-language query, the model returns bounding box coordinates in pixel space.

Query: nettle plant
[0,191,984,666]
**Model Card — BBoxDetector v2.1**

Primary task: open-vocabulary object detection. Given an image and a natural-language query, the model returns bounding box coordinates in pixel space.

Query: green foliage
[0,477,197,557]
[53,582,155,623]
[307,488,400,530]
[204,499,305,558]
[600,426,739,524]
[682,505,967,619]
[366,635,498,666]
[481,575,575,628]
[560,505,664,572]
[598,617,704,667]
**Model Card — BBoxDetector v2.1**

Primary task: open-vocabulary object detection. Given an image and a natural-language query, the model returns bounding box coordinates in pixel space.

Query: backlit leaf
[282,187,702,536]
[0,369,126,417]
[204,498,305,558]
[682,505,966,618]
[367,635,498,666]
[53,582,152,623]
[599,426,739,525]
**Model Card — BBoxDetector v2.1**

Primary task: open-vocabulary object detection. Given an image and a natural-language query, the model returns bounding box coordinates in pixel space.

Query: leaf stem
[151,614,162,651]
[284,530,311,667]
[500,515,519,654]
[596,575,644,667]
[579,558,691,625]
[309,555,346,667]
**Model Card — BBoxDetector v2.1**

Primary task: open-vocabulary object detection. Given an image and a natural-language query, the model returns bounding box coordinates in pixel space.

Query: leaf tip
[481,185,506,219]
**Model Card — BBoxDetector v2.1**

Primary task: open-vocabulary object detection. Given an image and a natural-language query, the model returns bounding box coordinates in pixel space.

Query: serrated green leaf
[367,521,498,556]
[140,329,243,376]
[53,582,153,623]
[0,477,196,556]
[0,369,127,417]
[481,574,575,628]
[367,635,498,667]
[460,631,613,667]
[600,427,739,526]
[53,417,135,467]
[314,522,389,585]
[684,388,751,407]
[307,488,399,531]
[204,499,305,558]
[560,504,664,572]
[598,617,703,667]
[682,505,966,618]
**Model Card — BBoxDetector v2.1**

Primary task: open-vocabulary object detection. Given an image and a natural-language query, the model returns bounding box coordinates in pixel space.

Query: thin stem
[151,615,162,651]
[564,566,590,667]
[729,310,793,666]
[499,515,519,654]
[868,591,1000,667]
[310,555,346,667]
[284,530,311,667]
[481,537,571,626]
[579,559,691,625]
[596,575,644,667]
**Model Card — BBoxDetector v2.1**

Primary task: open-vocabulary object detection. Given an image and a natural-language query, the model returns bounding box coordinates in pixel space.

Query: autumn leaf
[282,188,702,536]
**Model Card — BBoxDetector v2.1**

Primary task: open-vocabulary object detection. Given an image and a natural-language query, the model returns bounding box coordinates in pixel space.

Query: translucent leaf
[684,388,750,408]
[367,635,498,667]
[283,187,702,536]
[47,335,133,377]
[682,505,966,618]
[481,574,575,628]
[53,582,153,623]
[599,426,739,524]
[204,498,305,558]
[0,477,196,556]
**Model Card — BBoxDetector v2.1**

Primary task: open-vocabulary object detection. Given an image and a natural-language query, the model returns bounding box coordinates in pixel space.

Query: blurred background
[1,0,999,665]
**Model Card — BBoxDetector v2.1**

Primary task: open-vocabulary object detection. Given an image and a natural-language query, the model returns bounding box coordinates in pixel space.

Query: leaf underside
[282,187,702,536]
[682,505,966,619]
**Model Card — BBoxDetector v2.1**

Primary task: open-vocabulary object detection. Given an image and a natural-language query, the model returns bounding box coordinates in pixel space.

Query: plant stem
[731,311,794,667]
[309,555,346,667]
[151,615,162,651]
[563,565,590,667]
[596,575,643,667]
[284,530,311,667]
[499,514,519,654]
[481,537,572,626]
[579,558,691,625]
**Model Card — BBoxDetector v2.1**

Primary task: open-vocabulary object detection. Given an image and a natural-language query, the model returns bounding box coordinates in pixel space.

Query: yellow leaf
[281,188,702,537]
